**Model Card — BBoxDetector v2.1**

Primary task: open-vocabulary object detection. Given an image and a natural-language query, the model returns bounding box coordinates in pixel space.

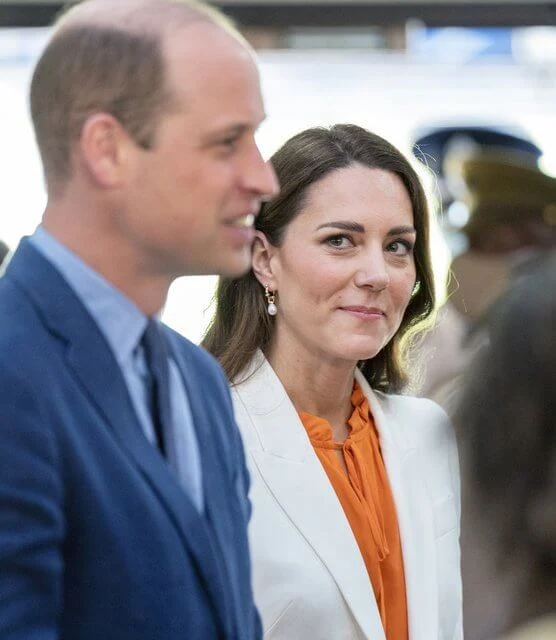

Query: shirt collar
[29,226,147,365]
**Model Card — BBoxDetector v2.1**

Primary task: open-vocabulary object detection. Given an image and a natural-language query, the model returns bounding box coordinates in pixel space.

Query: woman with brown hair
[203,124,462,640]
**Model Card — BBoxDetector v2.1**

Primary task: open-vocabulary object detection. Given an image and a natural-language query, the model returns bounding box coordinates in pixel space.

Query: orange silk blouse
[299,383,408,640]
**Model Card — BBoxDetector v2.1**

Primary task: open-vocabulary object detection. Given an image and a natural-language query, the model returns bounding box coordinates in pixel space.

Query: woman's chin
[320,344,383,366]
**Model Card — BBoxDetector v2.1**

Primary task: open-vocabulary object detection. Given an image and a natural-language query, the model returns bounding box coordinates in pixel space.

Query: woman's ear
[252,231,278,289]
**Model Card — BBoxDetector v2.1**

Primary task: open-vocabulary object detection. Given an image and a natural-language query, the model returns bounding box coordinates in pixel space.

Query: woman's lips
[340,306,386,319]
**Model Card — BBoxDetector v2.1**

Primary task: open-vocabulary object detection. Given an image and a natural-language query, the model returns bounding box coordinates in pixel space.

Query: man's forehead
[166,28,261,99]
[164,20,254,64]
[186,92,266,138]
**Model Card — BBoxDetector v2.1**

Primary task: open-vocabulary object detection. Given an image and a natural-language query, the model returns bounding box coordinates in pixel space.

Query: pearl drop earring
[265,286,277,316]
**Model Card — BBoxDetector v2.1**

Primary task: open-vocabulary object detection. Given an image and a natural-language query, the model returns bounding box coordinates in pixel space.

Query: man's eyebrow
[204,123,250,141]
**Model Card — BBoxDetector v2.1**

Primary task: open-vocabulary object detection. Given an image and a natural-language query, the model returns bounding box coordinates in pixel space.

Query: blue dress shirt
[29,227,204,512]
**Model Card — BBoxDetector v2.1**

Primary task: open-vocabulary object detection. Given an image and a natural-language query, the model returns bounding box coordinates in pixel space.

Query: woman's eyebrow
[315,222,417,236]
[386,226,416,236]
[315,221,365,233]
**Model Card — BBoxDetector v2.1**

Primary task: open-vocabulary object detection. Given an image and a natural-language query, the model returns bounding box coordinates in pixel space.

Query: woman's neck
[265,339,357,434]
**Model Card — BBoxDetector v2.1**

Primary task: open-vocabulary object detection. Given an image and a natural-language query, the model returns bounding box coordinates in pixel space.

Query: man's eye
[220,137,239,150]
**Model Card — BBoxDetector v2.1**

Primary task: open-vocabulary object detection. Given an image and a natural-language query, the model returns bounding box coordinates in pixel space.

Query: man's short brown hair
[30,0,238,193]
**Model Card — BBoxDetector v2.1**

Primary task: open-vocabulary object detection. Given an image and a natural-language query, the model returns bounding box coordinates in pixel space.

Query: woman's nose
[353,253,390,291]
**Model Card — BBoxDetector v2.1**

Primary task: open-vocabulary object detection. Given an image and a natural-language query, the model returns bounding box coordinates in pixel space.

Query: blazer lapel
[7,241,228,633]
[236,355,385,640]
[356,371,439,640]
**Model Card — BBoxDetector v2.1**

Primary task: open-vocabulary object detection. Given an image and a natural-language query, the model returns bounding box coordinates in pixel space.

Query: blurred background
[2,0,556,341]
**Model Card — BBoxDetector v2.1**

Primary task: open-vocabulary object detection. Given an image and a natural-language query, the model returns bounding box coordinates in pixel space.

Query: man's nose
[244,145,280,199]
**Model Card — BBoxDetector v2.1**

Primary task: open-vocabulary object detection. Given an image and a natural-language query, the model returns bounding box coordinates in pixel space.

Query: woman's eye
[386,239,413,256]
[326,235,353,249]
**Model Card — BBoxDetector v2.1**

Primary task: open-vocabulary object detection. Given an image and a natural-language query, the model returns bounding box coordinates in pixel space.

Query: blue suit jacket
[0,240,261,639]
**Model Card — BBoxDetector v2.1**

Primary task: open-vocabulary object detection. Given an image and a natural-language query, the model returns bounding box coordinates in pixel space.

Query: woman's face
[267,163,417,367]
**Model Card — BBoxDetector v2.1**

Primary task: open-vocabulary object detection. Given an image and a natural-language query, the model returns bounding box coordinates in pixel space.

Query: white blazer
[232,352,462,640]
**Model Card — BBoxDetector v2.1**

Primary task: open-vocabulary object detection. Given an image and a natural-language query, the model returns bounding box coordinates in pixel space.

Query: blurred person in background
[410,127,556,411]
[412,126,542,220]
[454,252,556,640]
[0,239,9,267]
[204,124,462,640]
[0,0,277,638]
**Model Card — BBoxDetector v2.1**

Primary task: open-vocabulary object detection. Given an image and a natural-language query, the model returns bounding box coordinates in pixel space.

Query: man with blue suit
[0,1,278,638]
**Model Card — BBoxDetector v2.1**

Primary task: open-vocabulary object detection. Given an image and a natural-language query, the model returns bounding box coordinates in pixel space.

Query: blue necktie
[141,319,173,459]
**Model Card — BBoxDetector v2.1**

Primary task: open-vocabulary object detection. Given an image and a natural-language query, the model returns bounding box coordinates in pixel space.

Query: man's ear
[78,113,133,188]
[252,231,278,290]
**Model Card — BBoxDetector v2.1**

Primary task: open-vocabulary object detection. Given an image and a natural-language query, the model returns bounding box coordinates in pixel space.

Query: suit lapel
[7,241,229,633]
[356,371,439,640]
[165,335,237,636]
[236,355,385,640]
